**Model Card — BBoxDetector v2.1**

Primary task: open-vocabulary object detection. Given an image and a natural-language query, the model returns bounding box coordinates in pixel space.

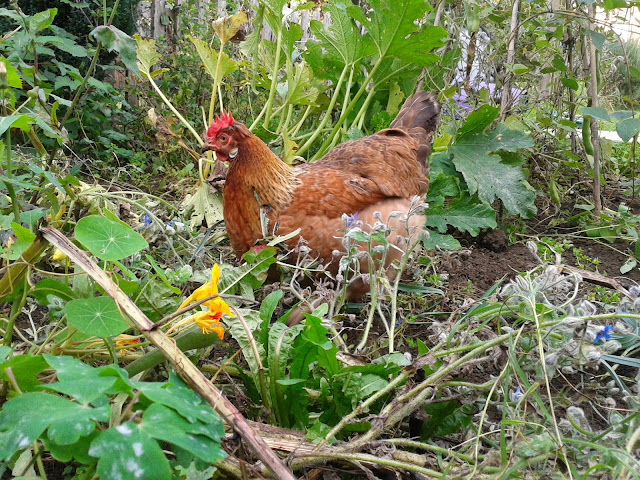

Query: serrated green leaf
[188,36,237,81]
[426,198,497,236]
[302,315,338,376]
[343,373,388,406]
[181,182,224,228]
[450,125,536,218]
[64,296,130,337]
[457,105,499,137]
[212,10,248,44]
[91,26,140,76]
[89,422,171,480]
[268,322,303,392]
[616,117,640,143]
[75,215,148,261]
[259,290,283,346]
[346,0,445,67]
[308,2,368,67]
[134,34,161,78]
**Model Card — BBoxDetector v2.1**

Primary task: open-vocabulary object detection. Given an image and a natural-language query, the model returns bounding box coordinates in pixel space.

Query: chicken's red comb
[207,111,235,138]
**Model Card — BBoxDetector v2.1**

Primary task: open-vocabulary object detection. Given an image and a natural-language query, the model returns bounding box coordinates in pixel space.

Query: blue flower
[141,214,152,226]
[510,386,523,403]
[594,325,614,344]
[346,212,358,228]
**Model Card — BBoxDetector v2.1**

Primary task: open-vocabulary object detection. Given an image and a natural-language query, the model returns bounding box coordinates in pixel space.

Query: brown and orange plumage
[203,91,440,275]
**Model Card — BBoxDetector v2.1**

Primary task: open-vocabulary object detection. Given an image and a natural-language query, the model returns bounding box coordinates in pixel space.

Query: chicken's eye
[220,135,227,142]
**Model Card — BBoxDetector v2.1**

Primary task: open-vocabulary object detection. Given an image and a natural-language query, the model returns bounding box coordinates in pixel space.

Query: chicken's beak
[202,141,216,153]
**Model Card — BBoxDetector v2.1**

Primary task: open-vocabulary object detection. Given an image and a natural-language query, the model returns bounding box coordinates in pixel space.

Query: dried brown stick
[40,226,295,480]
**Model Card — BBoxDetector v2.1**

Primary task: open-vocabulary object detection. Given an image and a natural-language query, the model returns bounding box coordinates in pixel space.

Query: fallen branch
[40,226,295,480]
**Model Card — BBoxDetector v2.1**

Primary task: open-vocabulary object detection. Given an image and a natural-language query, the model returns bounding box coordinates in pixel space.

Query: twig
[40,226,295,480]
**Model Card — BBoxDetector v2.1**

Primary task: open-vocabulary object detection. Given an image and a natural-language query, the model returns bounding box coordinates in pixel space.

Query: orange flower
[170,264,233,340]
[114,334,141,354]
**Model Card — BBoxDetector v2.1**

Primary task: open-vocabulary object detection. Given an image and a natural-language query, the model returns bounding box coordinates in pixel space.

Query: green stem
[4,275,28,346]
[263,26,283,129]
[311,59,384,160]
[290,104,312,137]
[208,39,226,125]
[4,126,20,223]
[297,63,350,157]
[146,73,203,145]
[354,87,376,131]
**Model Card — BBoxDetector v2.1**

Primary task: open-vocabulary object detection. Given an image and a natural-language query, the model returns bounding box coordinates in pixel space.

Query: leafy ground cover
[1,0,640,479]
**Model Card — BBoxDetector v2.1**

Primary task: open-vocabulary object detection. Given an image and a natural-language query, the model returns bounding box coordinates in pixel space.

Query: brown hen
[203,91,440,289]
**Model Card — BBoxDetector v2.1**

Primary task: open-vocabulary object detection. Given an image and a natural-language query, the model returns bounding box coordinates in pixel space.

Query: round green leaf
[65,296,129,337]
[75,215,147,261]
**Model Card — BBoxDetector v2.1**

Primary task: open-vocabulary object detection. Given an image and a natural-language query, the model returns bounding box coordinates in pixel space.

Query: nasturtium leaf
[64,296,130,337]
[89,422,171,480]
[91,26,139,76]
[581,107,611,122]
[616,117,640,143]
[0,392,109,460]
[75,215,148,261]
[141,404,226,463]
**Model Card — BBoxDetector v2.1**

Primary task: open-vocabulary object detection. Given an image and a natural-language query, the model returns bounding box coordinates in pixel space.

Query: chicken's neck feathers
[229,131,300,214]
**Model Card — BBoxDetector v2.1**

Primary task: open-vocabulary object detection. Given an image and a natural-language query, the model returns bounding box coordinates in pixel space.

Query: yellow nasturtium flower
[169,264,233,339]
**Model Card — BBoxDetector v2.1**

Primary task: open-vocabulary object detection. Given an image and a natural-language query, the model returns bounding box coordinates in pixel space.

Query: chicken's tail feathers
[390,91,440,133]
[390,91,440,174]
